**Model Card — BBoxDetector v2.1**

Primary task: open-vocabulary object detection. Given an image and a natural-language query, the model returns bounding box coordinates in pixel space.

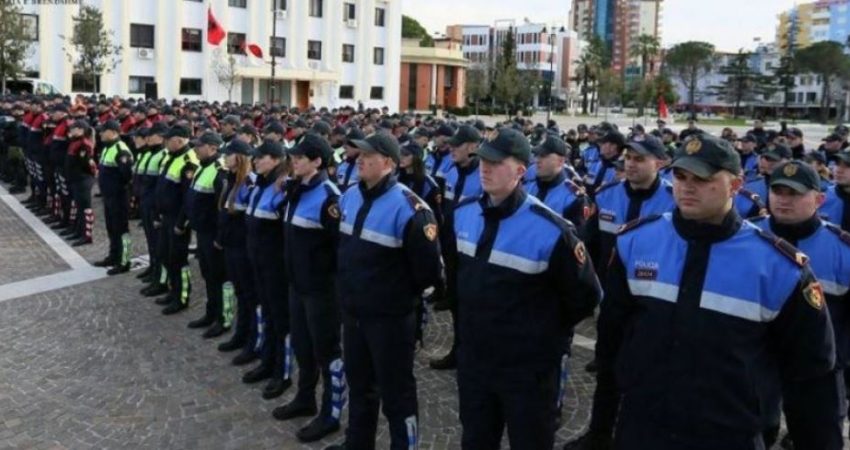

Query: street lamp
[542,26,566,123]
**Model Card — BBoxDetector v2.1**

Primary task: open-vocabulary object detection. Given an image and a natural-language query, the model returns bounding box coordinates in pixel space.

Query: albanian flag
[207,7,225,46]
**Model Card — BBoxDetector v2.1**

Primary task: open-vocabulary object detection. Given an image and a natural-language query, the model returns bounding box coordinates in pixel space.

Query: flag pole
[270,13,277,105]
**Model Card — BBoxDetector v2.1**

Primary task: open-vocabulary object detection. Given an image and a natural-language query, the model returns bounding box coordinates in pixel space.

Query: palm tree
[630,34,661,79]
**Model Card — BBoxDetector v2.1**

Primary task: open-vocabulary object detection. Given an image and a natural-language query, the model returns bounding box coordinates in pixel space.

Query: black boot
[241,364,272,384]
[71,237,92,247]
[297,416,340,443]
[187,315,214,329]
[50,221,69,230]
[93,257,115,268]
[155,295,175,305]
[218,338,245,352]
[59,228,78,238]
[161,301,188,315]
[323,444,347,450]
[272,398,317,421]
[429,349,457,370]
[106,263,131,276]
[202,322,229,339]
[232,350,258,366]
[142,284,169,297]
[562,431,612,450]
[262,378,292,399]
[135,267,153,280]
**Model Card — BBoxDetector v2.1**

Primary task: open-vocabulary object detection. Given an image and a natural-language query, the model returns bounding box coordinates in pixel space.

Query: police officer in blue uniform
[139,123,170,297]
[737,134,760,181]
[591,134,842,449]
[93,120,134,275]
[183,131,230,338]
[748,161,850,448]
[327,133,443,450]
[586,131,624,193]
[820,149,850,229]
[743,144,791,208]
[336,128,365,192]
[453,128,602,449]
[525,135,591,236]
[425,123,455,182]
[273,133,344,443]
[430,125,484,370]
[241,140,293,400]
[733,187,767,219]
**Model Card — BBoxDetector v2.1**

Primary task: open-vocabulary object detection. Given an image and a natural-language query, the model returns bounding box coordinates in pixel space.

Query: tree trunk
[92,72,98,94]
[688,79,696,119]
[821,80,830,124]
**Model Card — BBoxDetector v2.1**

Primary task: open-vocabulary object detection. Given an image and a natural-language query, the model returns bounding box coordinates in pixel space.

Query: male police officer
[589,134,842,449]
[586,131,624,193]
[93,120,134,275]
[743,144,791,206]
[337,128,365,192]
[749,161,850,448]
[820,149,850,229]
[183,131,230,337]
[525,135,591,235]
[139,123,170,297]
[275,133,344,443]
[453,128,602,449]
[328,133,443,450]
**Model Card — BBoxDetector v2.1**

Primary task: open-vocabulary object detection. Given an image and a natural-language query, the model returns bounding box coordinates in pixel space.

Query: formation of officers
[3,94,850,450]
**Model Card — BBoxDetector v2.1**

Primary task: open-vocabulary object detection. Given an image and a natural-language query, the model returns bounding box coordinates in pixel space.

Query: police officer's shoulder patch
[423,223,438,241]
[824,222,850,247]
[738,188,764,205]
[327,202,340,220]
[530,203,576,234]
[754,228,808,267]
[616,214,663,235]
[803,280,825,310]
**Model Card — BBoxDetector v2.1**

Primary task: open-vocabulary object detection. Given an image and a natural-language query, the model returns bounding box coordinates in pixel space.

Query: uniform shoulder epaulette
[564,179,587,196]
[529,202,575,233]
[322,181,341,198]
[402,188,430,212]
[455,196,479,210]
[616,214,663,235]
[594,179,621,195]
[823,222,850,247]
[753,227,808,267]
[738,188,763,205]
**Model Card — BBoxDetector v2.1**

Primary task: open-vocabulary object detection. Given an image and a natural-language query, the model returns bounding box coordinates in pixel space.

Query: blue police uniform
[820,184,850,230]
[734,188,766,219]
[282,171,345,424]
[244,170,293,388]
[337,174,442,449]
[336,156,359,192]
[217,173,260,358]
[525,168,590,237]
[743,176,770,208]
[740,152,759,180]
[138,144,167,289]
[97,138,134,267]
[581,144,600,174]
[454,187,602,449]
[586,158,618,192]
[425,148,453,180]
[587,176,675,282]
[594,210,842,449]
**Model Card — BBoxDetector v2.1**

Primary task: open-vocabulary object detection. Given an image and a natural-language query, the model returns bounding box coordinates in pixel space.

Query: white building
[17,0,401,110]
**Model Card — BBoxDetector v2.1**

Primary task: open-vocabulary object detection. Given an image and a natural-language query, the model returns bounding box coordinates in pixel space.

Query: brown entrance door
[296,81,309,110]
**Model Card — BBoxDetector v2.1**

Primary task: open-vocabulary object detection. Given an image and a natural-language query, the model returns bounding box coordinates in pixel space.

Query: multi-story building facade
[15,0,401,109]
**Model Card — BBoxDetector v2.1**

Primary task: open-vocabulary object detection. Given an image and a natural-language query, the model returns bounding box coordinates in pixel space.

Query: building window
[20,14,38,41]
[228,0,247,7]
[181,28,202,52]
[344,2,356,20]
[370,86,383,100]
[272,0,286,9]
[339,85,354,99]
[71,73,100,93]
[373,47,384,65]
[270,37,285,57]
[342,44,355,63]
[179,78,203,95]
[309,0,323,17]
[375,7,385,27]
[308,40,322,60]
[227,32,246,54]
[129,76,154,94]
[130,24,155,49]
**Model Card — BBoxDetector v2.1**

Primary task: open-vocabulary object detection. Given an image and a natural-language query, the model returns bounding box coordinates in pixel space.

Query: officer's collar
[170,145,190,155]
[199,152,219,166]
[297,170,328,190]
[457,156,479,173]
[768,214,821,244]
[672,207,741,243]
[536,167,567,188]
[480,185,526,219]
[624,173,661,198]
[360,173,395,199]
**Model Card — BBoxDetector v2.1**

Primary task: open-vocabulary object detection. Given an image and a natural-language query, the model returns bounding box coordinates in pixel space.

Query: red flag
[658,95,669,120]
[207,7,225,46]
[245,42,263,59]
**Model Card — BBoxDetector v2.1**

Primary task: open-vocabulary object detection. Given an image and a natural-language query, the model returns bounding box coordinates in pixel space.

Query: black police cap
[253,140,285,158]
[132,127,151,139]
[166,125,191,139]
[448,125,482,147]
[804,151,827,165]
[435,123,455,138]
[238,124,258,135]
[345,128,366,143]
[149,122,170,136]
[289,132,333,167]
[533,135,569,157]
[625,136,668,159]
[770,161,821,193]
[476,128,531,165]
[761,144,792,162]
[195,131,224,147]
[599,131,626,148]
[69,119,90,130]
[348,133,401,164]
[264,121,286,135]
[222,139,253,156]
[670,133,741,178]
[400,141,423,158]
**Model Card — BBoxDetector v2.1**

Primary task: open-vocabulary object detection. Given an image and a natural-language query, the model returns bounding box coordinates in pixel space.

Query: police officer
[62,120,97,247]
[425,123,455,181]
[93,120,134,275]
[215,139,260,363]
[453,128,602,449]
[46,105,72,229]
[430,124,483,370]
[586,131,624,193]
[327,133,443,450]
[747,161,850,447]
[336,128,365,192]
[274,133,344,443]
[183,131,230,338]
[153,125,199,314]
[820,149,850,229]
[590,133,842,449]
[139,123,170,296]
[737,134,760,181]
[220,115,241,144]
[743,143,791,206]
[525,135,591,235]
[242,140,293,400]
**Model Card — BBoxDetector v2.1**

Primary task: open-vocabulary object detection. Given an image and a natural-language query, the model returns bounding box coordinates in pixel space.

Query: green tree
[516,69,543,111]
[572,36,609,115]
[795,41,850,123]
[596,68,623,116]
[465,65,490,116]
[710,50,772,118]
[665,41,715,118]
[402,15,434,47]
[493,27,519,117]
[60,5,122,94]
[773,54,797,118]
[630,34,660,79]
[0,4,34,93]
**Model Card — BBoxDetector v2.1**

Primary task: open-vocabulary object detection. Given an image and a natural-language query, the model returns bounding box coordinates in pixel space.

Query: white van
[4,78,63,96]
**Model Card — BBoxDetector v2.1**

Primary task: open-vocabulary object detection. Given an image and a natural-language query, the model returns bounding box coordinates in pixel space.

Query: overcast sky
[401,0,801,52]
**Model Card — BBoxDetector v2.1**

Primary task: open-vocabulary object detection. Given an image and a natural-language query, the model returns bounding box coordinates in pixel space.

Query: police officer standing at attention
[93,120,134,275]
[526,135,591,235]
[153,125,199,315]
[275,133,344,443]
[336,128,365,192]
[453,128,602,449]
[183,131,230,338]
[425,123,455,181]
[748,161,850,448]
[589,134,842,449]
[328,133,443,450]
[138,123,170,294]
[586,131,624,193]
[430,124,483,369]
[820,149,850,229]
